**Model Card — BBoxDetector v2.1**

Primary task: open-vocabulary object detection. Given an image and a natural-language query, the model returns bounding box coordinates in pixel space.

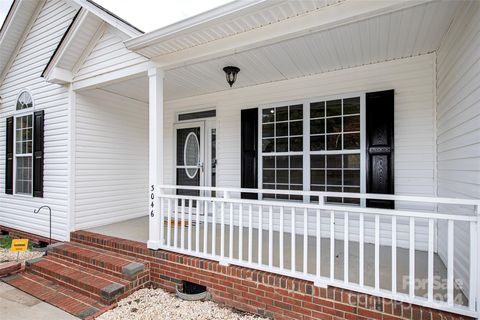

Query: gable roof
[0,0,143,84]
[0,0,44,83]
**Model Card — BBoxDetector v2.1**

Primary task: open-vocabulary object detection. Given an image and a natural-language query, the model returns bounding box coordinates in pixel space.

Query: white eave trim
[134,0,434,69]
[46,67,73,84]
[125,0,271,50]
[66,0,142,38]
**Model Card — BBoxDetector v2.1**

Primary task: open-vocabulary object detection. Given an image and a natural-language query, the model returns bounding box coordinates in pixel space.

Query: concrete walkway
[0,281,77,320]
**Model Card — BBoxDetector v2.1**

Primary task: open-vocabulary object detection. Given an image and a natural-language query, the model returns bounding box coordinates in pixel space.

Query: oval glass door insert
[184,132,200,178]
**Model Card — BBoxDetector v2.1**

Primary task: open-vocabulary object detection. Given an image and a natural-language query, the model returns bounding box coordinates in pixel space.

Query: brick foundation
[70,230,473,320]
[0,225,55,245]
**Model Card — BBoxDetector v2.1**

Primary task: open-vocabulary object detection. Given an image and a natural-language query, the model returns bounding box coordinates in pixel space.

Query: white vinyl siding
[74,89,148,230]
[74,25,148,82]
[436,1,480,297]
[162,54,436,249]
[0,0,76,241]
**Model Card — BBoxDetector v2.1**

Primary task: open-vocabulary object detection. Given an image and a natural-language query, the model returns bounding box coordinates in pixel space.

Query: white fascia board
[125,0,271,50]
[46,67,73,85]
[42,9,88,81]
[67,0,142,37]
[142,0,432,69]
[72,61,149,91]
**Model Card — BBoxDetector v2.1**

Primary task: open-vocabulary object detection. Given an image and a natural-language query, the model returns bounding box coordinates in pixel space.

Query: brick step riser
[70,237,139,259]
[26,268,114,305]
[27,261,150,305]
[47,250,147,281]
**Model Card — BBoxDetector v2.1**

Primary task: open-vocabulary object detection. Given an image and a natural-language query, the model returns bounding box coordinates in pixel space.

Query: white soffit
[126,0,343,57]
[159,0,461,100]
[103,0,462,102]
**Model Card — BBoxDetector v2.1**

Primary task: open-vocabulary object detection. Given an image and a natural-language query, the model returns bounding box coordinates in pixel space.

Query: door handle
[198,161,204,172]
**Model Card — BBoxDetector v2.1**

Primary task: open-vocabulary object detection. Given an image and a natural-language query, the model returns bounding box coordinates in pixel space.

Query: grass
[0,236,34,250]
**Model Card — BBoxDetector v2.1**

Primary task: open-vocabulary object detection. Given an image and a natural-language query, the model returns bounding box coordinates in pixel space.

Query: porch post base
[147,240,161,250]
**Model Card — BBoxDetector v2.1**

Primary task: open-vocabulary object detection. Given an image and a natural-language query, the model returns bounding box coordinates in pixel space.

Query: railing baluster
[344,211,349,283]
[359,212,364,287]
[291,207,296,272]
[269,206,273,268]
[303,208,308,274]
[229,203,234,259]
[428,218,434,302]
[221,202,225,259]
[212,202,216,256]
[280,207,284,270]
[181,198,185,250]
[248,204,253,264]
[447,219,454,306]
[316,209,321,280]
[409,217,415,298]
[204,200,208,254]
[167,199,172,247]
[160,197,165,246]
[392,215,397,294]
[330,210,334,281]
[239,204,243,261]
[375,214,380,291]
[469,220,477,311]
[174,200,179,248]
[258,205,263,265]
[188,199,193,251]
[196,200,200,253]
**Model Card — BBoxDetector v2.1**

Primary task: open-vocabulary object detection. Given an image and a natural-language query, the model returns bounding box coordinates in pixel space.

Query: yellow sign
[11,239,29,252]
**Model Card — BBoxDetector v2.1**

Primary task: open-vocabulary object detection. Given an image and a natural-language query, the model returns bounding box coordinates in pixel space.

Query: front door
[175,122,204,199]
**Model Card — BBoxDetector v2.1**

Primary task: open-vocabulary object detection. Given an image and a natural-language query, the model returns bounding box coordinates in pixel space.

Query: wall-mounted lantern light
[223,66,240,87]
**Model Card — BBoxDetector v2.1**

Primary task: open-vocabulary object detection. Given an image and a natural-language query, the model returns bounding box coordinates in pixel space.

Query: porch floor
[87,216,466,305]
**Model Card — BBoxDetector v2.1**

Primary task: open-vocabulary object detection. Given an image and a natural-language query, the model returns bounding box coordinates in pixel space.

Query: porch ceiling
[102,0,461,102]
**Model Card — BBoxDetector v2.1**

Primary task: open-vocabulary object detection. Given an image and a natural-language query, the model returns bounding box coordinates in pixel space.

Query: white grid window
[14,91,34,195]
[310,97,361,204]
[261,105,303,200]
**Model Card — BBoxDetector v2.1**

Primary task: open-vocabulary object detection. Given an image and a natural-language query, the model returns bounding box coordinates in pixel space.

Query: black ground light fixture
[223,66,240,87]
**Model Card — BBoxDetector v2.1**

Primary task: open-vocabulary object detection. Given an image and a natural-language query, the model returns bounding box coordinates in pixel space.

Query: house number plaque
[150,185,155,217]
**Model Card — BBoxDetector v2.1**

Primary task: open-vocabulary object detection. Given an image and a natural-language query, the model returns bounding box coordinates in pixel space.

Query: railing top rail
[157,184,480,207]
[157,193,477,222]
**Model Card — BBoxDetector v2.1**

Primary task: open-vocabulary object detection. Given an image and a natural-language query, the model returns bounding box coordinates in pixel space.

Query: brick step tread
[28,256,129,301]
[3,272,106,319]
[48,242,146,278]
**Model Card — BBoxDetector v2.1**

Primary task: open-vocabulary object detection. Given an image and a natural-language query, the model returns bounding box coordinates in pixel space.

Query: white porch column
[147,66,164,250]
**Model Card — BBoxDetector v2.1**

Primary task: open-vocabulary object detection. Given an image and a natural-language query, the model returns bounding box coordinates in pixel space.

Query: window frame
[257,92,366,204]
[13,90,35,197]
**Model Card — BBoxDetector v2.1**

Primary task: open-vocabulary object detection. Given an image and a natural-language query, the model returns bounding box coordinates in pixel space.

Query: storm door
[175,122,205,203]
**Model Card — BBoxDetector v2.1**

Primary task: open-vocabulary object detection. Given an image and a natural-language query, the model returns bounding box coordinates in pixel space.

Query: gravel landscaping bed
[0,248,44,264]
[97,288,267,320]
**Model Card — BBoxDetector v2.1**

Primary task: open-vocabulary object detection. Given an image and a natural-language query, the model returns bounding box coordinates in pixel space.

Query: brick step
[2,272,106,319]
[26,255,130,304]
[47,242,147,280]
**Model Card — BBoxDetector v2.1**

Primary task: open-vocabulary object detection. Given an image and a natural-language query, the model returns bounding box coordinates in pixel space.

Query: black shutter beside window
[241,108,258,199]
[5,117,13,194]
[366,90,394,209]
[33,110,44,198]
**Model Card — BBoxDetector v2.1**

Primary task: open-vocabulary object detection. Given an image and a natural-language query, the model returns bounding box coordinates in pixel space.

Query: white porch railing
[151,185,480,318]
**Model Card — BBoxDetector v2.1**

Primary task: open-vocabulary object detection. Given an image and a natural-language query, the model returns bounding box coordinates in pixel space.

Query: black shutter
[5,117,13,194]
[241,108,258,199]
[366,90,394,209]
[33,110,44,198]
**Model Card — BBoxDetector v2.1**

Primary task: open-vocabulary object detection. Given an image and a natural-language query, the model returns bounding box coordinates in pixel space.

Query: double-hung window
[261,105,304,200]
[14,91,34,195]
[309,97,361,204]
[260,94,364,203]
